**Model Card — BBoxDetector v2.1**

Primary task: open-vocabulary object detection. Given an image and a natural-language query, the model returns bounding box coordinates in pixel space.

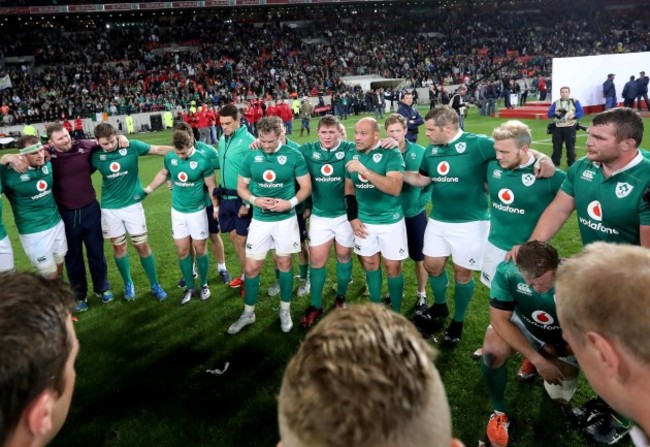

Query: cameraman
[547,86,584,167]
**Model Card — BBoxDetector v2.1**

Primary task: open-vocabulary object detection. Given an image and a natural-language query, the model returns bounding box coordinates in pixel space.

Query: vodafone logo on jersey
[109,162,121,173]
[437,161,450,176]
[358,173,369,183]
[498,188,515,205]
[587,200,603,221]
[531,310,554,326]
[36,180,48,192]
[177,172,188,182]
[263,170,276,182]
[321,164,334,176]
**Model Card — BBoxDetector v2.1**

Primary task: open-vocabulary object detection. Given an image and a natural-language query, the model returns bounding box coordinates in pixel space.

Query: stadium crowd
[1,3,650,124]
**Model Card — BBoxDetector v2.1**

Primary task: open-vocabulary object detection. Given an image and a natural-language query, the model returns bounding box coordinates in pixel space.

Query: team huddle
[0,104,649,446]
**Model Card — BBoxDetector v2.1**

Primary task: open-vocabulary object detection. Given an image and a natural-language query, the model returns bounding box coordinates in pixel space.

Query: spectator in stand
[73,116,84,139]
[623,75,638,108]
[637,71,650,111]
[299,97,314,137]
[538,76,547,101]
[196,105,210,143]
[278,99,295,135]
[450,85,468,130]
[207,105,218,144]
[603,74,617,110]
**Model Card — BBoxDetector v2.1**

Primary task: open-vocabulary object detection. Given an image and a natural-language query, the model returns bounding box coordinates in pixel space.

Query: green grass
[3,109,643,447]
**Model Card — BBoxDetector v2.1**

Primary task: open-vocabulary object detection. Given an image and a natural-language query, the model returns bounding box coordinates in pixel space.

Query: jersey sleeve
[559,163,578,198]
[202,160,214,179]
[418,152,431,177]
[293,151,309,177]
[239,152,252,180]
[477,135,497,161]
[344,150,354,179]
[163,153,171,172]
[386,148,405,173]
[130,139,151,156]
[549,169,567,194]
[489,262,516,311]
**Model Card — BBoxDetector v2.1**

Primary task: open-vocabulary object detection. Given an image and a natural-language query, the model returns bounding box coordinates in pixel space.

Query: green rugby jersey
[299,140,354,218]
[345,146,405,224]
[91,139,150,209]
[561,153,650,245]
[165,149,214,213]
[195,141,219,171]
[487,159,566,250]
[217,126,256,194]
[490,261,563,344]
[1,162,61,234]
[240,144,308,222]
[401,140,432,218]
[419,132,495,223]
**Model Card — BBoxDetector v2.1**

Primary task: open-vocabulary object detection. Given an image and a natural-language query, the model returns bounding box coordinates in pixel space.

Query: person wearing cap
[603,74,617,110]
[0,136,67,279]
[636,71,649,112]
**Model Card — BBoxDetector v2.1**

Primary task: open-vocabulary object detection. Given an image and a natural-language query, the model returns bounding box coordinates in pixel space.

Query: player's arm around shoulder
[144,164,170,196]
[147,143,174,156]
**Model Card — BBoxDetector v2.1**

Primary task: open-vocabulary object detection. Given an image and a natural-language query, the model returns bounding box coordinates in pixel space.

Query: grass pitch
[2,108,640,447]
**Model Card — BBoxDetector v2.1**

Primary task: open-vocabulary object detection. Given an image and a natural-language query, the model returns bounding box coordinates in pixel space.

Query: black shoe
[566,397,610,428]
[413,300,429,318]
[381,294,391,307]
[440,320,464,348]
[427,302,450,320]
[583,412,631,445]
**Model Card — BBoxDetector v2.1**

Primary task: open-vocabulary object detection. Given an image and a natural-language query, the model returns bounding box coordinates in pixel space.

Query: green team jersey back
[401,141,432,218]
[487,160,566,250]
[419,132,495,222]
[217,126,256,193]
[345,146,405,224]
[490,261,563,344]
[91,140,150,209]
[299,140,354,218]
[240,144,308,222]
[561,154,650,245]
[165,149,214,213]
[1,162,61,234]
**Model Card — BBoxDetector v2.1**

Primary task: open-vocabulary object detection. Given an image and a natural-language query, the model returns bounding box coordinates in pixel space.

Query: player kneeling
[479,241,579,447]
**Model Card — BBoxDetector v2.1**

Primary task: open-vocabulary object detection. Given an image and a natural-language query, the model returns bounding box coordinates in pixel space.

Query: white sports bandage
[544,379,577,403]
[37,262,58,276]
[112,234,128,246]
[289,197,299,208]
[131,233,148,245]
[53,253,66,265]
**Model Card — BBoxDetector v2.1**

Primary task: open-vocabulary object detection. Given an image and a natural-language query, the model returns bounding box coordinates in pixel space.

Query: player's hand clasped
[350,218,368,239]
[346,159,367,175]
[250,196,293,213]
